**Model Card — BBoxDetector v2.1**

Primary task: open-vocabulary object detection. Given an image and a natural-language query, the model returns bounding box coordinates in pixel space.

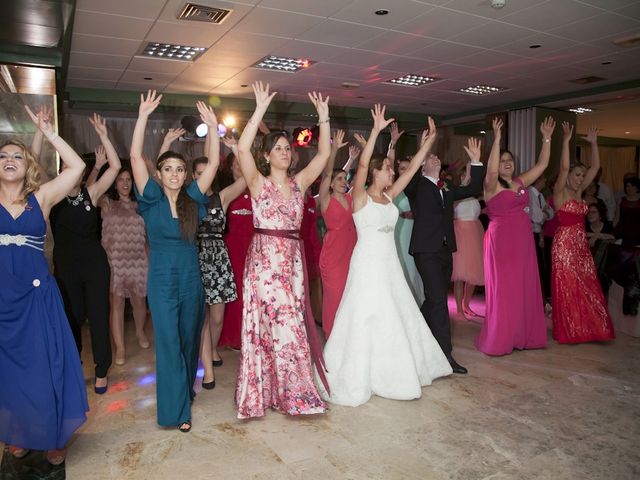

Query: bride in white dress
[320,105,452,407]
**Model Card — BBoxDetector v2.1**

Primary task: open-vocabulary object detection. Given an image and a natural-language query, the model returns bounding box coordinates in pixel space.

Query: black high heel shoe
[178,420,192,433]
[202,379,216,390]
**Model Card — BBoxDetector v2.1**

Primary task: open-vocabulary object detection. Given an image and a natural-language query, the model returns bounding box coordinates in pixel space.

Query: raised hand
[463,137,482,164]
[540,116,556,139]
[164,127,186,144]
[354,133,367,148]
[582,126,598,144]
[562,121,574,142]
[196,100,218,128]
[222,135,238,150]
[349,145,361,159]
[94,145,107,168]
[424,116,437,144]
[308,91,330,122]
[89,113,108,138]
[24,105,55,140]
[390,122,405,143]
[332,129,348,151]
[252,81,277,110]
[419,129,428,148]
[492,117,503,136]
[371,104,394,132]
[139,90,162,117]
[37,104,53,123]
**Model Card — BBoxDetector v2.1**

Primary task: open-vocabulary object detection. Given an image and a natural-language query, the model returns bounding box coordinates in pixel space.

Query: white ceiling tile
[492,33,578,57]
[294,63,399,85]
[71,33,142,56]
[326,49,397,68]
[69,51,132,70]
[196,50,262,69]
[541,43,617,66]
[67,66,124,81]
[453,50,527,69]
[209,31,289,55]
[428,63,483,80]
[117,80,171,91]
[378,57,441,74]
[411,41,486,62]
[165,77,226,94]
[297,19,384,47]
[234,7,323,37]
[146,20,228,48]
[450,20,536,49]
[444,0,549,20]
[76,0,165,19]
[499,0,602,31]
[257,0,347,17]
[182,63,246,80]
[548,12,640,42]
[331,0,434,29]
[394,7,489,40]
[270,41,351,63]
[74,10,154,40]
[157,0,254,24]
[579,0,639,9]
[67,78,118,89]
[127,57,191,75]
[615,2,640,20]
[355,31,439,55]
[120,70,179,83]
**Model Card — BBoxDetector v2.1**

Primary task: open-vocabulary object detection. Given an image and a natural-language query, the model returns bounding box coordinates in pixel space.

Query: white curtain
[508,107,536,175]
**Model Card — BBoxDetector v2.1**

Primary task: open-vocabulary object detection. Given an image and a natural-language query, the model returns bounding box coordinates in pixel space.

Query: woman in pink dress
[551,123,614,343]
[234,82,331,419]
[219,152,253,350]
[477,116,556,356]
[318,129,357,337]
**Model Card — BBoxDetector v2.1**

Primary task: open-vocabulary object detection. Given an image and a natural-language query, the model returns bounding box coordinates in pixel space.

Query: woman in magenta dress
[551,123,614,343]
[318,129,356,337]
[234,82,331,419]
[301,188,323,323]
[477,116,556,356]
[219,152,253,350]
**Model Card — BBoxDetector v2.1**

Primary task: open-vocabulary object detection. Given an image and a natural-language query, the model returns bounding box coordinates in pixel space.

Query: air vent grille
[177,3,232,24]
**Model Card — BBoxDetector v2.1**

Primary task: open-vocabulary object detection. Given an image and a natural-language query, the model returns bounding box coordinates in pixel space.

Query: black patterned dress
[197,193,237,305]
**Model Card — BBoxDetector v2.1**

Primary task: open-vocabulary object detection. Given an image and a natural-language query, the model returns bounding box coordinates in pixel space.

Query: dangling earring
[266,158,270,164]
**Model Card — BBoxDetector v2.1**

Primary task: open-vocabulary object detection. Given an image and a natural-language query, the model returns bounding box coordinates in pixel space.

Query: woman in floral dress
[234,82,331,419]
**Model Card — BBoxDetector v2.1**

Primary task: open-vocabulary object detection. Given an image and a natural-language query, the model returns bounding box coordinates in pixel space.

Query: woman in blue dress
[0,106,89,465]
[130,91,219,432]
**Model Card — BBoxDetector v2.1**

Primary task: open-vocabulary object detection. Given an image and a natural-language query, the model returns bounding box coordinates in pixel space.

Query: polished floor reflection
[2,296,638,480]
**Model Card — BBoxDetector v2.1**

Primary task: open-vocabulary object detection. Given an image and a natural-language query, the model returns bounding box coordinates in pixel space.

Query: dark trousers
[56,259,112,378]
[533,232,548,301]
[542,235,554,301]
[414,245,453,355]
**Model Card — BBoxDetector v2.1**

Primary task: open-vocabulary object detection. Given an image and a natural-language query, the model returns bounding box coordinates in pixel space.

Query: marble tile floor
[2,297,639,480]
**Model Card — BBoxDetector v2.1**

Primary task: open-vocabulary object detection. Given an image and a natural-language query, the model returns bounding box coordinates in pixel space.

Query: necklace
[66,190,84,206]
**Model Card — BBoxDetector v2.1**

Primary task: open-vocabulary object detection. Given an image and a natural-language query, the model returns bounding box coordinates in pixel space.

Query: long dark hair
[108,164,136,201]
[366,153,387,185]
[157,151,198,240]
[498,149,514,189]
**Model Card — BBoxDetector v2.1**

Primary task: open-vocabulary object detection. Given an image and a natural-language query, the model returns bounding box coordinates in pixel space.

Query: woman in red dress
[551,123,614,344]
[219,151,253,350]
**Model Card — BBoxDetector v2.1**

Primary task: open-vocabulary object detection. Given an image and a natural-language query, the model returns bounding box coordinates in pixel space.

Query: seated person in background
[586,200,615,293]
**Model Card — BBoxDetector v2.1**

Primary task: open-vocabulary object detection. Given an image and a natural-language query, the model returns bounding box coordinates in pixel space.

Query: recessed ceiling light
[625,131,631,134]
[458,85,507,95]
[601,61,612,65]
[252,55,314,72]
[141,42,206,61]
[569,107,593,114]
[240,84,248,87]
[529,44,541,49]
[375,9,390,15]
[386,74,440,87]
[144,77,153,80]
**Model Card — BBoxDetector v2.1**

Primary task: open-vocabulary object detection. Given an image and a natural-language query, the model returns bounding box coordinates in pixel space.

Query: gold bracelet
[543,138,551,143]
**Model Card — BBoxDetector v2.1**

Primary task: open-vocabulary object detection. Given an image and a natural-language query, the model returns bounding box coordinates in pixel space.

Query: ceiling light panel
[142,42,206,61]
[387,74,440,87]
[458,84,507,95]
[252,55,313,72]
[569,107,593,114]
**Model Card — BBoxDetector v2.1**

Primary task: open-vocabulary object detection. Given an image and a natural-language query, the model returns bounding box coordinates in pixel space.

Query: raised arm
[483,117,504,195]
[319,129,347,213]
[519,116,556,187]
[86,113,121,203]
[295,91,331,194]
[386,122,404,164]
[194,100,220,194]
[343,144,360,173]
[237,81,276,196]
[553,121,573,198]
[130,90,162,193]
[580,127,601,191]
[85,144,108,187]
[158,128,186,158]
[25,106,85,214]
[29,104,53,181]
[352,104,394,211]
[388,117,436,199]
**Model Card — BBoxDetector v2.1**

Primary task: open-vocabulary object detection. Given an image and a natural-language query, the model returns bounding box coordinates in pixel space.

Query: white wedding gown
[319,194,452,407]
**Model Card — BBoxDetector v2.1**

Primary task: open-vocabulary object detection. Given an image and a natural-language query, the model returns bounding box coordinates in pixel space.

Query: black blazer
[405,165,483,254]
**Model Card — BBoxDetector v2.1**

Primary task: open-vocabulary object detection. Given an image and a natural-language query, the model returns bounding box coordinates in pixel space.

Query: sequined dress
[235,178,326,419]
[551,199,615,343]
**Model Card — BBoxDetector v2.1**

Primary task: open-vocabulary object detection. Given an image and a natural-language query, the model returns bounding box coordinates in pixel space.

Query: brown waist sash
[254,227,330,393]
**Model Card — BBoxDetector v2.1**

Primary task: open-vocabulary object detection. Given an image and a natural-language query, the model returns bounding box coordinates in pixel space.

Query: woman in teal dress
[130,91,220,432]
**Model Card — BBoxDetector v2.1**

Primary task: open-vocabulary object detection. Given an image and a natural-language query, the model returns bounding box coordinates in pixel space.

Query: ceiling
[3,0,640,138]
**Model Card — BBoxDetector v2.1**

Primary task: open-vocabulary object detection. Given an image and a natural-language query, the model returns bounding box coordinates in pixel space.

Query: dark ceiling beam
[0,44,62,68]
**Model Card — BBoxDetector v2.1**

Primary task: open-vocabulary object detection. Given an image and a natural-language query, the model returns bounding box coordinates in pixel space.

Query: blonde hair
[0,140,42,204]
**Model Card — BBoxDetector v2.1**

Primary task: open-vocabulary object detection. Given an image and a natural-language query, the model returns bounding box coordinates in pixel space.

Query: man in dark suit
[405,151,484,374]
